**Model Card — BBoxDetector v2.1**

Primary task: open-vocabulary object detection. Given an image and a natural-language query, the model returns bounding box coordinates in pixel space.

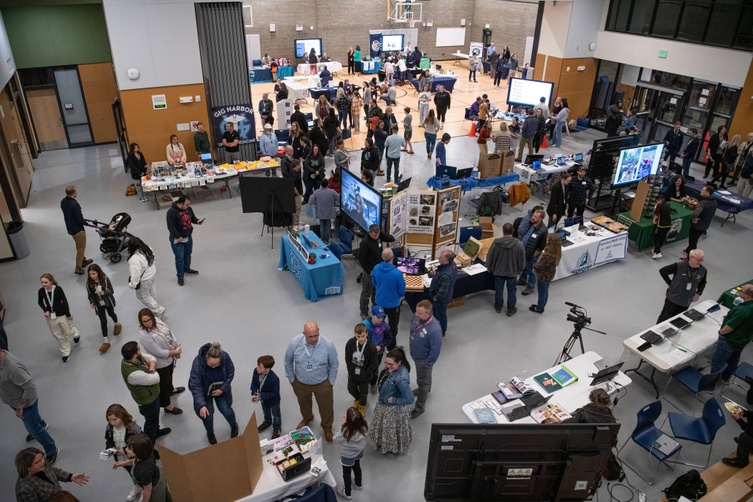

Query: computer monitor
[456,167,473,179]
[395,256,426,275]
[435,165,458,179]
[532,160,542,170]
[200,153,213,165]
[340,168,382,232]
[524,154,545,165]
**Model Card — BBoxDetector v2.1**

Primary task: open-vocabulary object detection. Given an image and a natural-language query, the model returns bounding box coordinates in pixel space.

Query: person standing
[104,404,143,502]
[127,237,166,318]
[517,209,548,296]
[605,100,624,138]
[492,122,513,153]
[258,124,278,158]
[418,85,431,127]
[663,121,684,168]
[357,224,395,320]
[310,182,338,244]
[435,133,451,166]
[258,92,274,126]
[680,127,701,178]
[683,184,717,256]
[493,57,505,88]
[290,104,309,135]
[371,247,406,350]
[652,195,672,259]
[138,309,183,417]
[364,306,393,395]
[533,97,550,120]
[656,249,707,323]
[722,406,753,468]
[429,250,457,336]
[60,186,92,275]
[290,159,304,228]
[14,448,89,500]
[468,54,478,83]
[347,47,355,75]
[433,86,451,129]
[350,91,363,132]
[115,434,171,501]
[126,143,149,202]
[486,223,526,316]
[188,342,238,445]
[284,321,339,443]
[705,125,727,179]
[705,284,753,392]
[86,264,121,353]
[1,346,59,464]
[345,323,378,418]
[251,355,282,439]
[567,167,594,217]
[738,147,753,198]
[222,122,241,163]
[552,99,570,148]
[38,273,79,363]
[384,125,406,183]
[303,144,325,204]
[423,110,440,160]
[120,341,171,445]
[193,122,211,159]
[166,195,204,286]
[713,133,740,188]
[409,300,442,419]
[547,173,571,228]
[334,407,368,500]
[516,109,538,162]
[368,347,414,453]
[529,234,562,314]
[402,107,414,155]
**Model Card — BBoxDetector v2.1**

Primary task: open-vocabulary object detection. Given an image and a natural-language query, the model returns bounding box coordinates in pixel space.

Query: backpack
[662,469,707,501]
[601,452,624,482]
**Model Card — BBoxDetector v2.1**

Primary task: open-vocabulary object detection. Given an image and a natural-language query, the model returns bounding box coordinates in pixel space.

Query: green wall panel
[3,4,110,68]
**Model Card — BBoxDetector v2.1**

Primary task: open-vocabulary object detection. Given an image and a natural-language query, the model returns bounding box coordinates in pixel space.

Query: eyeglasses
[141,318,153,324]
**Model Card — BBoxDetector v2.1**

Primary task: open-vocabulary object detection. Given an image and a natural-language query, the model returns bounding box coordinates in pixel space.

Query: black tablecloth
[404,270,495,311]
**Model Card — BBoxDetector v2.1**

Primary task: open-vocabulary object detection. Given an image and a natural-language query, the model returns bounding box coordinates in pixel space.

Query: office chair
[662,397,726,469]
[458,226,482,248]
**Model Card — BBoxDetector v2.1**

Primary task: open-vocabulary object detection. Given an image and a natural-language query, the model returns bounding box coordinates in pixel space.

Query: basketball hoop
[409,20,416,28]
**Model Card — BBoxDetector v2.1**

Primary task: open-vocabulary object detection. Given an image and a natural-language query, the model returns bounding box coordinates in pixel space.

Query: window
[608,0,632,31]
[628,0,656,34]
[677,2,710,43]
[653,1,682,37]
[733,6,753,49]
[705,2,739,46]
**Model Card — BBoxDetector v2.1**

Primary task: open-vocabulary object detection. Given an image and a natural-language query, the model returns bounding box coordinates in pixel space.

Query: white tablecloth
[142,163,238,192]
[554,221,628,280]
[514,162,573,184]
[285,80,310,102]
[462,351,632,424]
[297,61,343,76]
[238,453,336,502]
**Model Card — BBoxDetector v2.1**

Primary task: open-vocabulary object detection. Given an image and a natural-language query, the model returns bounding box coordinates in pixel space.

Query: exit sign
[659,49,668,58]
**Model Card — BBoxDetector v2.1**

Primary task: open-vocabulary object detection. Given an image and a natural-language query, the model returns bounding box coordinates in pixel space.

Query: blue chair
[662,363,727,412]
[274,129,290,145]
[338,225,354,256]
[458,226,482,249]
[329,243,343,261]
[617,400,681,484]
[663,397,726,469]
[721,361,753,401]
[252,59,262,67]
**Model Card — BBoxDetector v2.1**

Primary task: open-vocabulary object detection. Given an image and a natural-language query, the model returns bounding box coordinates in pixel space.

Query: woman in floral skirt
[368,347,414,454]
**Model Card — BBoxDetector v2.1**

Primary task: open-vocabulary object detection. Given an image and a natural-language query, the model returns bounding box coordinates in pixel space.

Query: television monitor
[524,154,544,165]
[425,423,620,502]
[612,143,664,188]
[200,153,213,165]
[506,78,554,108]
[294,38,322,59]
[396,256,426,275]
[340,168,382,232]
[436,165,458,179]
[456,167,473,179]
[587,135,635,179]
[382,34,404,52]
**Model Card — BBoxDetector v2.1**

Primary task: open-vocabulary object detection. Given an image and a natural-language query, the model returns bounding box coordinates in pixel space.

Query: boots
[357,404,366,418]
[99,337,111,353]
[353,399,360,409]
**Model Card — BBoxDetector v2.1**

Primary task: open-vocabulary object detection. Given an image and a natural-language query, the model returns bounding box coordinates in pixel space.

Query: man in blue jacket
[517,208,548,295]
[372,247,406,350]
[60,186,92,275]
[166,195,204,286]
[663,121,684,169]
[409,300,442,419]
[429,250,457,337]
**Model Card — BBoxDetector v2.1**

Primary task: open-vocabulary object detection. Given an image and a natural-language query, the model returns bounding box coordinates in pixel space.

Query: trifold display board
[388,186,461,260]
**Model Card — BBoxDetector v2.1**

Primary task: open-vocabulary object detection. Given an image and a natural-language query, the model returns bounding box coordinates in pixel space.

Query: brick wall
[471,0,538,64]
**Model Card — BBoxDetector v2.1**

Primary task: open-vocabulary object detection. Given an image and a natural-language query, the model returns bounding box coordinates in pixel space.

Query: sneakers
[62,356,70,363]
[352,473,363,490]
[521,289,533,296]
[47,447,60,465]
[178,277,185,286]
[506,308,517,317]
[127,485,143,502]
[652,252,662,259]
[272,428,281,439]
[99,338,111,353]
[207,432,218,445]
[185,269,199,275]
[26,421,48,442]
[113,323,122,336]
[335,484,352,500]
[73,328,80,344]
[529,305,543,314]
[230,425,239,438]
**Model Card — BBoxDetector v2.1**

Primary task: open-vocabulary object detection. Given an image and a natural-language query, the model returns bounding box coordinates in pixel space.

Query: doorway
[53,68,94,147]
[26,88,67,150]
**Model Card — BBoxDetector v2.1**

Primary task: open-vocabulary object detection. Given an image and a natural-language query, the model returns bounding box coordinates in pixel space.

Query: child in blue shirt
[362,305,393,394]
[251,355,281,438]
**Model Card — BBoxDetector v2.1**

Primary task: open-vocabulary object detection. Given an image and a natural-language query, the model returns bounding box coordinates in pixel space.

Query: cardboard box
[501,150,516,174]
[158,412,264,502]
[477,217,498,239]
[478,153,502,179]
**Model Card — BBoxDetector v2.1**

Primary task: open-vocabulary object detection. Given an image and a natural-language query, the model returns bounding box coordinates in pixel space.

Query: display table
[309,87,338,101]
[451,51,469,65]
[404,266,495,312]
[616,200,693,252]
[276,65,295,79]
[554,222,628,280]
[297,61,343,76]
[513,162,572,185]
[284,79,310,102]
[250,67,273,83]
[410,75,457,93]
[278,233,345,302]
[239,452,335,502]
[142,163,240,208]
[717,280,752,309]
[684,179,753,226]
[621,299,728,397]
[462,351,632,424]
[425,173,520,193]
[360,61,378,73]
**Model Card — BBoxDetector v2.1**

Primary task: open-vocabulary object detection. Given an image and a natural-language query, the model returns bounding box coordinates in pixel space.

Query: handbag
[125,184,137,196]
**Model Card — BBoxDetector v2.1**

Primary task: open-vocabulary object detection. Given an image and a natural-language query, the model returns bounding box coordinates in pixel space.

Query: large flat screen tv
[612,143,664,188]
[425,422,620,502]
[507,78,554,108]
[340,168,382,233]
[382,34,404,52]
[294,38,322,59]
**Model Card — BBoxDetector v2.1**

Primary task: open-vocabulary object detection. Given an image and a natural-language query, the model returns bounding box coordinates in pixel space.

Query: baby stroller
[84,212,132,263]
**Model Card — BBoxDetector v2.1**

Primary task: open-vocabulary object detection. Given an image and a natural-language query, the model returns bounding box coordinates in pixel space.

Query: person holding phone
[166,195,204,287]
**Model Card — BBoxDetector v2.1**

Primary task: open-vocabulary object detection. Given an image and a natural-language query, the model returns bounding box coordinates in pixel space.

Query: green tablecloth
[615,200,694,252]
[717,280,753,309]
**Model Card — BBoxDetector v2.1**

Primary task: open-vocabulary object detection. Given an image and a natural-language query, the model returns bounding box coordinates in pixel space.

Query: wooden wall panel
[78,63,118,144]
[555,57,597,119]
[730,61,753,138]
[120,84,209,164]
[543,56,563,103]
[617,84,636,110]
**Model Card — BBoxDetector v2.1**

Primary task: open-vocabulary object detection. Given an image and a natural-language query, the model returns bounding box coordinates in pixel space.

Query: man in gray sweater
[0,346,59,464]
[657,249,707,323]
[486,223,526,316]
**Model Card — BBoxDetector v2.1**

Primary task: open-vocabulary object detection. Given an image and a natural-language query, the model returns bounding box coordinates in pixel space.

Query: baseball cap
[264,124,273,130]
[372,306,386,318]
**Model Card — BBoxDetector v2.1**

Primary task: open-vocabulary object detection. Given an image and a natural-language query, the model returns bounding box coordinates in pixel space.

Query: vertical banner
[370,33,382,59]
[469,42,484,60]
[212,104,257,146]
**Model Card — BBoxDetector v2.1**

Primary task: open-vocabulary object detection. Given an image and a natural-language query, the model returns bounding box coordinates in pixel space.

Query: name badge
[582,181,587,185]
[686,283,693,291]
[50,312,57,320]
[355,368,361,375]
[306,364,313,372]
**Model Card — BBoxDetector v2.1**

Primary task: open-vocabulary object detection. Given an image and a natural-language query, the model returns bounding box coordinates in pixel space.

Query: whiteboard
[245,34,261,65]
[435,27,466,47]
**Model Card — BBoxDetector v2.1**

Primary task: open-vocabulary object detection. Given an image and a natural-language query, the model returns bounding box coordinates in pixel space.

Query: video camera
[565,302,591,330]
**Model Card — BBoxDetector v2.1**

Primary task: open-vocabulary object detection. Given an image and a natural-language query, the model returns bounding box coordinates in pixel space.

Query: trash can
[7,221,30,259]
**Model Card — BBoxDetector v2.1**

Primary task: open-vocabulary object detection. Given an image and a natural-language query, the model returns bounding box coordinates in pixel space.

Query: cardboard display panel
[630,180,651,222]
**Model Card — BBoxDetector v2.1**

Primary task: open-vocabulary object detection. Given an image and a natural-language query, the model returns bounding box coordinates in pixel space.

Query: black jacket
[361,147,380,172]
[691,195,717,231]
[547,182,569,219]
[126,152,148,181]
[38,286,71,317]
[433,91,451,109]
[345,338,379,384]
[307,126,328,156]
[291,111,309,134]
[521,222,548,259]
[568,403,616,424]
[304,153,325,181]
[166,202,199,240]
[87,277,116,310]
[60,196,85,235]
[358,232,395,274]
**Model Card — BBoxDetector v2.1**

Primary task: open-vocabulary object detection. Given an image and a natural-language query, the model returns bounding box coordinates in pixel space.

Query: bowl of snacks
[684,197,698,210]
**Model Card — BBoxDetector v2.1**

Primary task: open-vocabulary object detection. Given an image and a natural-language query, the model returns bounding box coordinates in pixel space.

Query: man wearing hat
[259,124,279,158]
[568,166,594,218]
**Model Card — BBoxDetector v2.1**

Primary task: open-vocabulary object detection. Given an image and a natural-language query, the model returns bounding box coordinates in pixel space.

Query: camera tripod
[555,302,606,366]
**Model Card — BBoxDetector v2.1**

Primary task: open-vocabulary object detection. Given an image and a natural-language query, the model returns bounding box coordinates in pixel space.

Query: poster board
[276,99,292,131]
[630,179,651,222]
[434,186,461,256]
[389,190,408,239]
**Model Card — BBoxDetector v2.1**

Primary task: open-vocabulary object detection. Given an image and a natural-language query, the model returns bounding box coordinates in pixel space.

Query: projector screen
[294,38,322,59]
[506,78,554,108]
[382,34,404,52]
[613,143,664,188]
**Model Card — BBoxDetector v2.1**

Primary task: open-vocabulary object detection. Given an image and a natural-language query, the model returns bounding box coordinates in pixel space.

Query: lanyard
[259,373,268,390]
[413,317,432,334]
[46,287,55,309]
[355,341,365,358]
[304,342,317,359]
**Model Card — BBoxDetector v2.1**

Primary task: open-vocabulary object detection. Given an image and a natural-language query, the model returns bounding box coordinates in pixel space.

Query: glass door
[53,68,93,147]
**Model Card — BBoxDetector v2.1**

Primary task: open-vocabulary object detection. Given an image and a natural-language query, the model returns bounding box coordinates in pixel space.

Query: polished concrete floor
[1,124,752,501]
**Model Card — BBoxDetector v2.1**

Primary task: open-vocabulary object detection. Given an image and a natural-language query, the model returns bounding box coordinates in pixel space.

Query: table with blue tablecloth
[278,233,345,302]
[360,61,379,74]
[309,87,338,101]
[250,67,273,83]
[684,179,753,226]
[426,173,520,193]
[276,66,294,79]
[410,75,458,93]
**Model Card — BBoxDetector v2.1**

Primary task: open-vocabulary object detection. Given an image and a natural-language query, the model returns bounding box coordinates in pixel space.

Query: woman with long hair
[38,273,79,363]
[552,98,569,148]
[104,404,143,501]
[361,138,379,186]
[350,90,363,133]
[368,347,414,454]
[529,234,562,314]
[336,87,350,130]
[114,434,171,501]
[323,108,340,157]
[15,448,89,501]
[188,342,238,445]
[86,264,120,353]
[127,238,165,318]
[423,110,440,160]
[126,143,149,202]
[713,133,741,188]
[165,134,186,166]
[303,143,325,204]
[138,308,183,416]
[275,81,288,102]
[289,121,304,159]
[418,85,431,126]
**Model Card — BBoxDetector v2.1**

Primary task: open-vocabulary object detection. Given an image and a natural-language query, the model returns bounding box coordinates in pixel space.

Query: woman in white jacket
[127,238,166,318]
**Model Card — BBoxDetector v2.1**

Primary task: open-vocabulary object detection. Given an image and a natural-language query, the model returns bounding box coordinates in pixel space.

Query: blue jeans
[536,279,551,312]
[494,276,517,311]
[200,394,237,434]
[518,256,537,289]
[425,132,437,155]
[170,235,193,278]
[433,301,448,335]
[339,110,349,129]
[22,400,56,457]
[380,96,395,106]
[682,157,693,178]
[328,137,336,156]
[710,336,741,384]
[386,156,400,181]
[553,120,564,147]
[319,219,331,243]
[262,401,282,427]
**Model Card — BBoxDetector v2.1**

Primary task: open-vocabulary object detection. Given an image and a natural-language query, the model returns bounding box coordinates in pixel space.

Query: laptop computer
[556,156,566,166]
[524,154,545,165]
[200,153,213,165]
[670,317,692,330]
[574,152,584,162]
[396,177,412,192]
[590,362,624,386]
[456,167,473,179]
[652,434,680,456]
[685,309,705,322]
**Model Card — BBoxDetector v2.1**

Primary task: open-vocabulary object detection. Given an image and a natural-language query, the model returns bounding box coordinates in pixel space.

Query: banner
[212,104,256,146]
[469,41,484,60]
[370,33,382,59]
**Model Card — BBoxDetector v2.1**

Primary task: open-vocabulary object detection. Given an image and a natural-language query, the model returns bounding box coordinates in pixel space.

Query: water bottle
[304,224,310,238]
